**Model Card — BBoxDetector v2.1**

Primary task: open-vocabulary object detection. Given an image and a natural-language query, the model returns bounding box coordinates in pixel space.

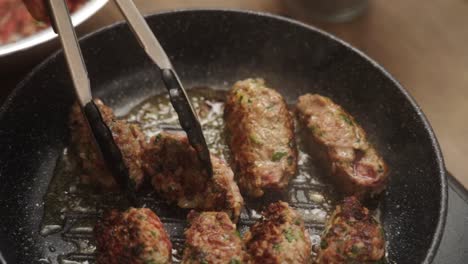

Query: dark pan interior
[0,10,447,263]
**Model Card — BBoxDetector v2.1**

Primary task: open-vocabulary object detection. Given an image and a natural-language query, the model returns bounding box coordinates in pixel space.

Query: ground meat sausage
[224,78,297,197]
[296,94,388,197]
[69,99,145,190]
[316,196,385,263]
[94,208,172,264]
[244,201,312,263]
[143,132,244,221]
[182,211,249,264]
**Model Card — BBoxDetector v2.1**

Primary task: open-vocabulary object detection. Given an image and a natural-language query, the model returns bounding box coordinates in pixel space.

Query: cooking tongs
[46,0,213,205]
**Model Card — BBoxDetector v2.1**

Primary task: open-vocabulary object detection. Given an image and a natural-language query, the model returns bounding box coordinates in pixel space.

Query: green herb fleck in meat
[273,243,281,251]
[287,156,294,165]
[380,227,385,238]
[309,124,317,134]
[272,151,288,162]
[351,244,361,255]
[229,259,242,264]
[137,214,146,220]
[154,133,162,144]
[340,113,354,126]
[34,20,46,26]
[284,228,296,242]
[309,124,324,136]
[249,134,262,145]
[377,164,384,173]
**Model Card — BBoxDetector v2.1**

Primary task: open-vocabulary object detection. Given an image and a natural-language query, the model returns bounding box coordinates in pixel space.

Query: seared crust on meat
[316,197,385,263]
[224,78,297,197]
[182,211,248,264]
[143,132,244,221]
[94,208,172,264]
[296,94,388,197]
[69,99,145,189]
[244,201,312,264]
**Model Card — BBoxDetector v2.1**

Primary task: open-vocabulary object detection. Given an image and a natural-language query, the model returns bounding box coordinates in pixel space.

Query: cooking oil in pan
[40,87,338,263]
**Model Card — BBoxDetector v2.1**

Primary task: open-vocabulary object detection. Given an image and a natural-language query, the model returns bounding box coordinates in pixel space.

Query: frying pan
[0,9,447,264]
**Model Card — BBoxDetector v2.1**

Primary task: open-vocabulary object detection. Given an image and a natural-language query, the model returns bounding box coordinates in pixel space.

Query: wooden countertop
[11,0,468,187]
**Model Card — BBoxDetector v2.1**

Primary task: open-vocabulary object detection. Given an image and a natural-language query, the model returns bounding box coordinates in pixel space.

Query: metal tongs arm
[113,0,213,177]
[47,0,138,205]
[47,0,213,202]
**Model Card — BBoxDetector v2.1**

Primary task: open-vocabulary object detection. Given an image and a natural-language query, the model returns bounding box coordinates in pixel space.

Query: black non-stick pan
[0,10,447,264]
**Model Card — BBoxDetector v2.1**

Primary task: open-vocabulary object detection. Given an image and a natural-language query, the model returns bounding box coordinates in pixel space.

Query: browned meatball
[143,132,244,221]
[94,208,172,264]
[316,197,385,264]
[182,211,249,264]
[244,201,312,264]
[296,94,388,197]
[224,78,297,197]
[69,99,146,190]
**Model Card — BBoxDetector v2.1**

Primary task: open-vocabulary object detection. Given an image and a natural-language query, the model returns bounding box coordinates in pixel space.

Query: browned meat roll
[182,211,249,264]
[316,196,385,263]
[296,94,388,197]
[94,208,172,264]
[224,78,297,197]
[244,201,312,263]
[143,132,244,221]
[69,99,146,190]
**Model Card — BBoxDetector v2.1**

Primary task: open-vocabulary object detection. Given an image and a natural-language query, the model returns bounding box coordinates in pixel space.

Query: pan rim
[0,8,448,264]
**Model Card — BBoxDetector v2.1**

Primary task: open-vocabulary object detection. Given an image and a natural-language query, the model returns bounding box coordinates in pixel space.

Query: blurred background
[1,0,467,189]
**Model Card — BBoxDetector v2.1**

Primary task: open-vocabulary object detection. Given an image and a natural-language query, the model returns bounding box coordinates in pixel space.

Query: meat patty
[69,99,146,190]
[94,208,172,264]
[296,94,388,197]
[316,196,385,263]
[224,78,297,197]
[143,132,244,221]
[244,201,312,264]
[182,211,248,264]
